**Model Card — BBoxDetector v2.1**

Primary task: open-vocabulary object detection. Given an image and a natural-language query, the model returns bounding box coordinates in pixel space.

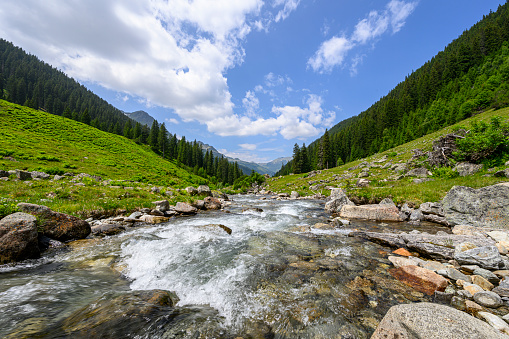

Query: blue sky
[0,0,506,163]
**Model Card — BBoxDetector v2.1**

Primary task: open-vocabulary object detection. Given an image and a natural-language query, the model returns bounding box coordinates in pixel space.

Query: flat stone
[371,302,508,339]
[473,267,500,285]
[393,248,412,257]
[464,283,484,296]
[439,267,471,283]
[389,265,448,296]
[339,204,403,221]
[454,246,504,270]
[388,256,420,268]
[473,291,503,308]
[465,300,484,314]
[478,312,509,335]
[471,275,494,291]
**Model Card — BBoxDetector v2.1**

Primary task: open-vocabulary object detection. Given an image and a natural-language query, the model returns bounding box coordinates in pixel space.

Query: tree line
[277,2,509,176]
[0,38,243,185]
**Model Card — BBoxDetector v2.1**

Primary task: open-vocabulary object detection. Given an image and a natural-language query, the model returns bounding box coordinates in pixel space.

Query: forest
[0,39,244,186]
[277,2,509,176]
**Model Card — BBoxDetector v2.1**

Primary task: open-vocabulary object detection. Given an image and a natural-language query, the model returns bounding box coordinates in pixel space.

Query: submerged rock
[372,302,508,339]
[0,212,40,264]
[389,265,448,296]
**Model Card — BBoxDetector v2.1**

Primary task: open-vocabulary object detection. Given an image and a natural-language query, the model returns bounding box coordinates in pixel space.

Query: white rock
[478,312,509,335]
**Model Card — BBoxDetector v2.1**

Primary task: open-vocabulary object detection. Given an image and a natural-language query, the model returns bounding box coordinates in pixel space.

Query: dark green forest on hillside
[0,39,247,186]
[278,2,509,176]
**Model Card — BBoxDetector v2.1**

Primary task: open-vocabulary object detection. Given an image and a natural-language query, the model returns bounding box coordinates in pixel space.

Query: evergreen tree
[158,123,168,158]
[80,108,91,125]
[300,143,310,173]
[148,120,159,149]
[123,119,133,139]
[292,143,301,174]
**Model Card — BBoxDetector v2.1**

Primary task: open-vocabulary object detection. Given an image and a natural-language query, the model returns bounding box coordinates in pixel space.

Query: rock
[371,302,507,339]
[350,231,406,248]
[139,215,170,224]
[204,197,221,210]
[453,162,484,176]
[174,202,198,214]
[379,198,396,206]
[454,246,504,270]
[419,202,445,216]
[452,224,487,237]
[16,170,32,180]
[185,186,198,195]
[457,289,473,299]
[433,290,454,305]
[406,242,455,260]
[465,300,484,314]
[339,204,403,221]
[442,184,509,229]
[91,223,126,236]
[31,171,50,179]
[389,265,448,296]
[0,212,40,264]
[149,209,165,216]
[0,170,9,177]
[471,275,494,291]
[494,270,509,279]
[192,200,205,210]
[420,260,447,272]
[463,283,485,296]
[391,163,408,172]
[17,203,90,242]
[197,185,212,196]
[393,248,412,257]
[473,267,500,285]
[473,291,503,308]
[312,222,335,230]
[478,312,509,335]
[409,209,423,222]
[388,255,420,268]
[438,267,471,283]
[488,231,509,243]
[494,169,509,178]
[356,178,370,187]
[129,211,143,219]
[406,167,431,178]
[290,191,300,199]
[496,242,508,254]
[150,186,161,193]
[324,188,354,214]
[152,200,170,212]
[201,224,232,235]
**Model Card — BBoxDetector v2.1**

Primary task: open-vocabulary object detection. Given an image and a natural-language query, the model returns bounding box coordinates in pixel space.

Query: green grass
[266,107,509,206]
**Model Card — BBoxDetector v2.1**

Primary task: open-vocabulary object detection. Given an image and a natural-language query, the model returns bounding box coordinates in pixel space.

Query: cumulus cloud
[308,0,417,73]
[242,91,260,117]
[166,118,180,124]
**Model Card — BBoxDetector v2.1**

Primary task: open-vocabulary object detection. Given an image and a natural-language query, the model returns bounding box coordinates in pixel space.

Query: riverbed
[0,195,447,338]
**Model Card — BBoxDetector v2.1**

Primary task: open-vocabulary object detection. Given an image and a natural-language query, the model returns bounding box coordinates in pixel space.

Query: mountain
[259,157,292,174]
[124,110,155,126]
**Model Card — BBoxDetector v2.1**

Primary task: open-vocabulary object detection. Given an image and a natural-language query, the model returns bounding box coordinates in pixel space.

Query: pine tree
[148,120,159,150]
[123,119,132,139]
[158,123,168,158]
[80,108,91,125]
[300,143,310,173]
[292,143,301,174]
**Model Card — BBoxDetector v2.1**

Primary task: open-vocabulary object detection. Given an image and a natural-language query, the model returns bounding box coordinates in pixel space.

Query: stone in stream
[324,188,354,214]
[139,215,170,224]
[339,204,403,221]
[454,246,505,270]
[203,197,221,210]
[17,203,91,242]
[91,223,126,236]
[0,212,40,264]
[174,202,198,214]
[389,265,448,296]
[442,184,509,229]
[371,302,508,339]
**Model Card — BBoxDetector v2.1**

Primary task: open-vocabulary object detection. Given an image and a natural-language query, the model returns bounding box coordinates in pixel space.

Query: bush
[432,167,459,179]
[0,198,18,218]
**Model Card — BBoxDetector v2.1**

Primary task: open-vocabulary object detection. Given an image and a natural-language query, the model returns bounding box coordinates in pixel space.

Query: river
[0,195,441,338]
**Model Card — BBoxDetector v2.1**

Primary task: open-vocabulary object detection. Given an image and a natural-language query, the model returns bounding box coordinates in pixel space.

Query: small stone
[388,255,419,268]
[496,242,508,255]
[473,291,503,308]
[439,267,471,283]
[433,291,453,305]
[464,283,484,296]
[473,267,500,285]
[393,248,412,257]
[457,289,473,299]
[450,296,466,311]
[465,300,484,315]
[471,275,494,291]
[478,312,509,335]
[420,260,447,272]
[461,265,480,273]
[389,265,448,296]
[493,270,509,278]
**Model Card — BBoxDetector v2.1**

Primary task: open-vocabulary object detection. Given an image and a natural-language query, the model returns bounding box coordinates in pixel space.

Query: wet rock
[454,246,505,270]
[453,162,483,176]
[389,265,448,296]
[174,202,198,214]
[152,200,170,212]
[478,312,509,335]
[339,204,403,221]
[474,291,503,308]
[0,212,40,264]
[442,184,509,229]
[349,231,406,248]
[407,242,454,260]
[139,215,170,224]
[372,302,507,339]
[17,203,90,242]
[192,199,205,210]
[204,196,221,210]
[324,188,354,214]
[197,185,212,196]
[312,222,335,230]
[91,223,126,236]
[201,224,232,235]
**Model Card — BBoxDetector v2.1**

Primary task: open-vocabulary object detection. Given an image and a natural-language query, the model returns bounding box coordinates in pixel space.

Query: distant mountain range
[124,110,155,126]
[124,110,290,175]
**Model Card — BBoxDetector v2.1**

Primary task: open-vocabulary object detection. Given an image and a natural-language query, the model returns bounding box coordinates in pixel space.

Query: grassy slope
[0,100,205,187]
[0,100,209,217]
[266,107,509,206]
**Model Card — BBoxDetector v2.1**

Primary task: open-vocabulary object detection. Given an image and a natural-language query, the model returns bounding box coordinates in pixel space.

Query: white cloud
[239,143,257,150]
[308,0,417,73]
[166,118,180,124]
[274,0,301,23]
[242,91,260,117]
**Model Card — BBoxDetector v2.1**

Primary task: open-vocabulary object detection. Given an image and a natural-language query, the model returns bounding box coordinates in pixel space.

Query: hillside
[124,110,155,126]
[0,100,205,187]
[266,106,509,205]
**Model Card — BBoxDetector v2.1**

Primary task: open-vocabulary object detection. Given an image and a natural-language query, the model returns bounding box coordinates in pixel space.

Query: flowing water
[0,195,442,338]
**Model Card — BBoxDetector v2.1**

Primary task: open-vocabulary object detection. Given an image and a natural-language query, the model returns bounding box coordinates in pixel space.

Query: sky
[0,0,506,164]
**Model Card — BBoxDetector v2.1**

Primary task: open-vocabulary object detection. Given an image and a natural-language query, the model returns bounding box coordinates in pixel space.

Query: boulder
[174,202,198,214]
[152,200,170,212]
[197,185,212,196]
[372,302,508,339]
[16,170,32,180]
[454,246,505,270]
[339,204,403,221]
[453,162,483,176]
[17,203,90,242]
[91,223,126,236]
[478,312,509,335]
[442,185,509,229]
[185,186,198,196]
[31,171,50,180]
[0,212,40,264]
[203,197,221,210]
[389,265,448,296]
[324,188,354,214]
[494,169,509,178]
[290,191,300,199]
[406,167,431,178]
[139,215,170,224]
[192,200,205,210]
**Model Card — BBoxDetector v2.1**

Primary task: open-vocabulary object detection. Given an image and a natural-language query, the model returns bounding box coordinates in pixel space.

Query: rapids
[0,195,440,338]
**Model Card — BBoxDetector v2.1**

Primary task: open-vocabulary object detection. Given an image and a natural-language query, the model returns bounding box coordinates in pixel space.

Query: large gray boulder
[0,212,40,264]
[339,204,403,221]
[454,246,505,270]
[324,188,354,214]
[453,162,483,176]
[442,184,509,229]
[174,202,198,214]
[16,170,32,180]
[197,185,212,196]
[17,203,91,242]
[371,302,508,339]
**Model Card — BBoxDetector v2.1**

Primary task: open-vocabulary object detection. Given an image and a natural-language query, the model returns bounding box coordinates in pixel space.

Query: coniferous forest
[277,2,509,176]
[0,39,245,186]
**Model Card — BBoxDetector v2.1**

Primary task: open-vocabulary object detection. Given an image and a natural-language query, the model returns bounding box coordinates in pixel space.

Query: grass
[0,100,213,218]
[266,107,509,206]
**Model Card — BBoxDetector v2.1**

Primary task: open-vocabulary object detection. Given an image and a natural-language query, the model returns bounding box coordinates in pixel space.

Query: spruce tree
[148,120,159,150]
[292,143,301,174]
[158,123,168,158]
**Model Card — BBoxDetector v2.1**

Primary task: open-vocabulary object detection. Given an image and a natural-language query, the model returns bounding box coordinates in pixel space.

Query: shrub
[432,167,459,179]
